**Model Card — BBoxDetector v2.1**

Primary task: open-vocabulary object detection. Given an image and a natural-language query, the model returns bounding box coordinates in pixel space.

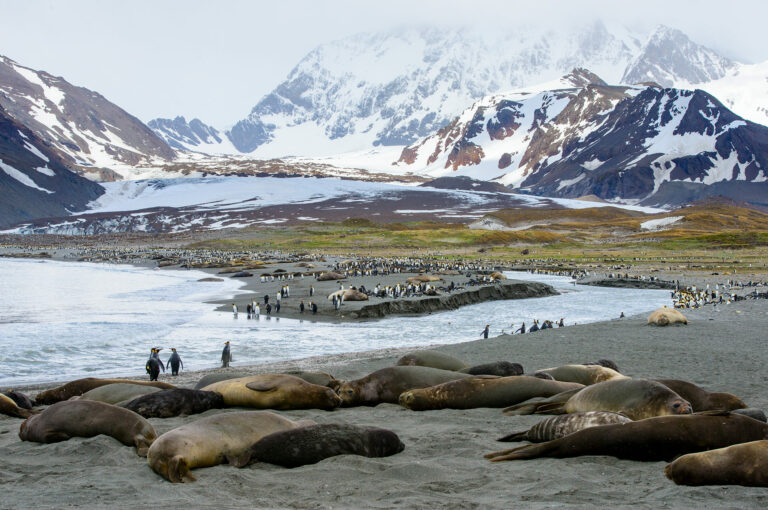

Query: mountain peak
[562,68,607,88]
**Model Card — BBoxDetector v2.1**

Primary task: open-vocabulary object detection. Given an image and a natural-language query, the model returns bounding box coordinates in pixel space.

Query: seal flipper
[497,431,529,442]
[168,455,195,483]
[503,388,580,415]
[485,442,553,462]
[227,451,255,468]
[245,382,277,392]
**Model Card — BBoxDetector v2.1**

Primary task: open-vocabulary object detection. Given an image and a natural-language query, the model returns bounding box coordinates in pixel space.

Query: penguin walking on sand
[232,303,238,318]
[221,341,232,368]
[146,348,164,381]
[166,348,183,376]
[482,325,490,339]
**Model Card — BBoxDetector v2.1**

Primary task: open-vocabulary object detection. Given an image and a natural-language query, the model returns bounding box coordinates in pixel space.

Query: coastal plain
[1,294,767,508]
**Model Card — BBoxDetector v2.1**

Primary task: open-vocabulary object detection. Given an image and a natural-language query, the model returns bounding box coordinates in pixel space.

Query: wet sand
[1,293,767,509]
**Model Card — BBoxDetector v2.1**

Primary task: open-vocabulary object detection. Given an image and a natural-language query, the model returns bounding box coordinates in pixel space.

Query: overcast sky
[1,0,766,128]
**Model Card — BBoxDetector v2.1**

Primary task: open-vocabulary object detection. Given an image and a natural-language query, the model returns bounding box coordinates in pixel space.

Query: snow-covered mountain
[226,23,643,157]
[0,104,104,227]
[394,70,768,207]
[621,26,736,87]
[148,116,238,154]
[0,55,175,180]
[689,60,768,125]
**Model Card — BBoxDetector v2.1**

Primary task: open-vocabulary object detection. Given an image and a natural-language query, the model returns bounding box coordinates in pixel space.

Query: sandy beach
[1,282,767,509]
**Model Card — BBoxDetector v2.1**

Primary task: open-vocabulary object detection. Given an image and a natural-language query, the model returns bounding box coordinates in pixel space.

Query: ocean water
[0,259,672,385]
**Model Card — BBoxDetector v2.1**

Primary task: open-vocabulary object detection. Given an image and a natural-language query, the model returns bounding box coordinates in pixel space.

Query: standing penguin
[232,303,238,317]
[221,341,232,368]
[166,348,183,376]
[482,325,490,339]
[146,348,164,381]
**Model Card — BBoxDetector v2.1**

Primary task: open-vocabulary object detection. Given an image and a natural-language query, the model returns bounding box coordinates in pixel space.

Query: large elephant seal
[534,365,628,386]
[35,378,176,405]
[3,390,34,410]
[654,379,747,412]
[19,400,156,456]
[0,393,36,419]
[201,374,341,410]
[193,371,340,391]
[583,359,620,372]
[485,412,768,462]
[234,423,405,468]
[497,411,632,443]
[122,389,225,418]
[399,376,584,411]
[504,378,692,420]
[79,383,163,405]
[648,306,688,326]
[396,351,468,371]
[338,366,471,407]
[665,440,768,486]
[147,411,315,482]
[459,362,524,377]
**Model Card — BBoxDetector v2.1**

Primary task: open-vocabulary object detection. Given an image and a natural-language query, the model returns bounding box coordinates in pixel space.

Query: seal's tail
[496,431,528,442]
[484,443,552,462]
[502,389,578,416]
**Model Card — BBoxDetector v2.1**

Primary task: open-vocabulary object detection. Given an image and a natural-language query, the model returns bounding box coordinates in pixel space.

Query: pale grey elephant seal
[486,412,768,462]
[194,371,340,391]
[732,408,767,422]
[654,379,746,412]
[534,365,628,386]
[79,383,163,405]
[497,411,632,442]
[122,389,225,418]
[503,378,692,420]
[201,374,341,410]
[147,411,315,482]
[396,350,468,371]
[193,372,248,390]
[35,378,176,405]
[399,376,583,411]
[337,366,471,407]
[459,362,523,377]
[665,440,768,486]
[19,400,156,456]
[0,393,36,419]
[234,423,405,468]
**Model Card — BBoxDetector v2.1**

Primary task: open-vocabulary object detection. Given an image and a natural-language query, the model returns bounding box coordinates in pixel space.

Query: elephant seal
[2,390,34,410]
[399,376,584,411]
[0,393,36,419]
[201,374,341,410]
[396,350,468,371]
[485,412,768,462]
[147,411,315,482]
[79,383,163,405]
[234,423,405,468]
[317,271,345,281]
[655,379,746,412]
[194,371,340,391]
[583,359,620,372]
[665,440,768,486]
[338,366,471,407]
[732,408,767,422]
[19,400,156,456]
[648,306,687,326]
[534,365,628,386]
[497,411,632,443]
[122,389,225,418]
[503,378,692,420]
[35,378,176,405]
[459,362,523,377]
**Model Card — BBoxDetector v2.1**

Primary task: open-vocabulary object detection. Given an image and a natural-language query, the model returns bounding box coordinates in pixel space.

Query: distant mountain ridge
[148,116,237,154]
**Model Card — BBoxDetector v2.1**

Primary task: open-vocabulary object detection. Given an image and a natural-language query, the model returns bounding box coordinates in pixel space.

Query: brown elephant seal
[665,440,768,486]
[655,379,747,412]
[2,390,34,410]
[19,400,156,456]
[122,389,225,418]
[201,374,341,410]
[233,423,405,468]
[485,412,768,462]
[503,378,692,420]
[396,350,468,371]
[147,411,315,482]
[497,411,632,443]
[193,372,248,390]
[79,383,163,405]
[338,366,471,407]
[194,371,340,391]
[534,365,628,386]
[648,306,687,326]
[459,362,523,377]
[406,275,441,283]
[0,393,36,419]
[35,378,176,405]
[317,271,345,281]
[583,359,620,372]
[399,376,584,411]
